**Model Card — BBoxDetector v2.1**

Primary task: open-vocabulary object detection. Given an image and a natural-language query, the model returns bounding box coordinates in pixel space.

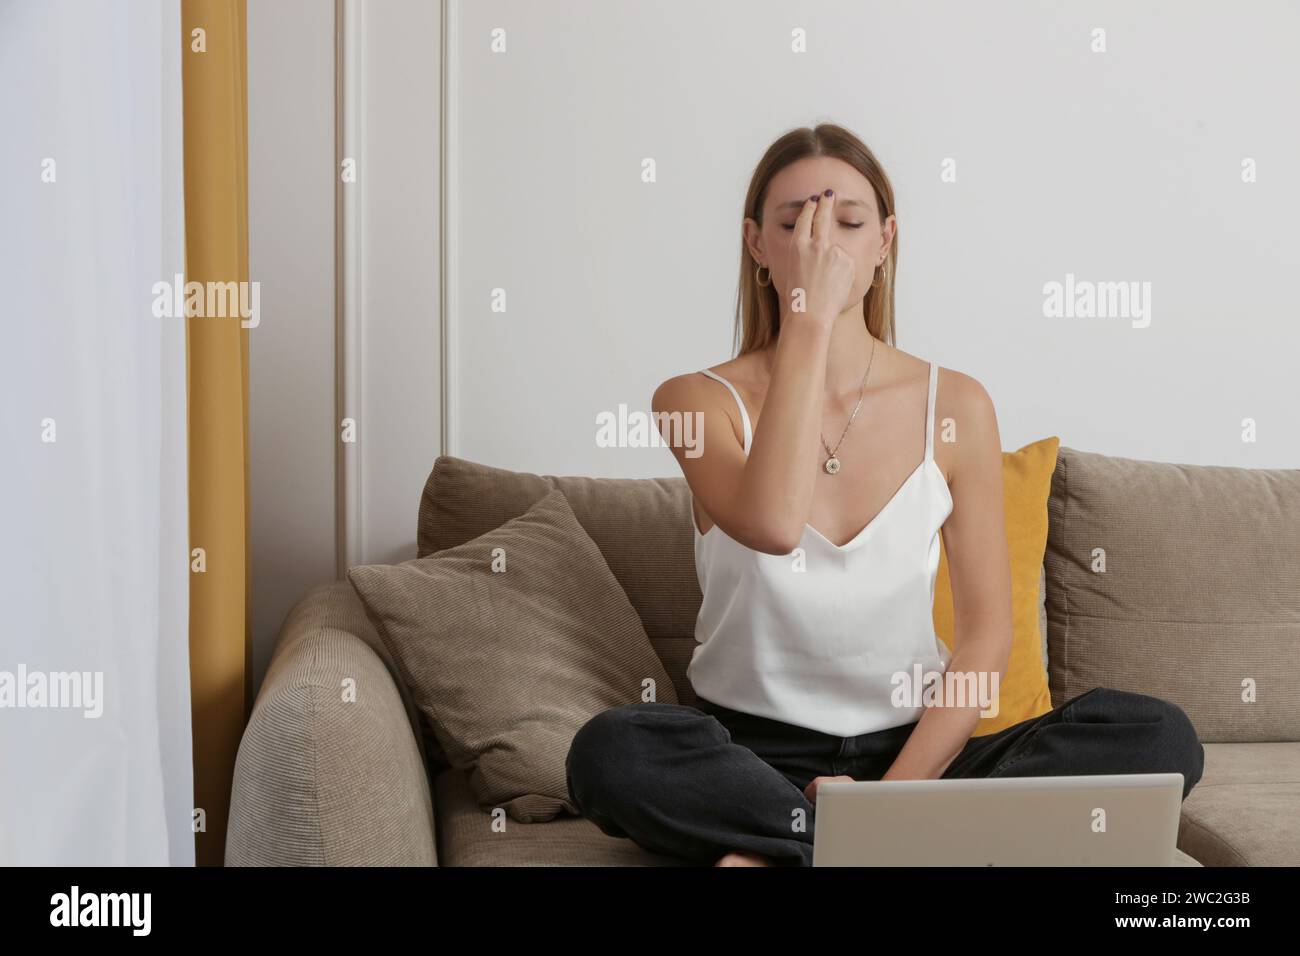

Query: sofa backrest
[419,448,1299,741]
[1045,447,1300,743]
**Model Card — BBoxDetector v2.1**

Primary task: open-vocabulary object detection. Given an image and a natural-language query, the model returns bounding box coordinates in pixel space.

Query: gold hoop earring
[756,263,771,287]
[871,259,887,288]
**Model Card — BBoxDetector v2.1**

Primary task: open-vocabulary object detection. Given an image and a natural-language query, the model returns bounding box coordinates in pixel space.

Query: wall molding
[440,0,459,459]
[335,0,363,576]
[335,0,446,572]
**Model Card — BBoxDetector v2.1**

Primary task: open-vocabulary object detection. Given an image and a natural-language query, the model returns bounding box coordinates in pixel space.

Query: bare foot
[714,850,776,866]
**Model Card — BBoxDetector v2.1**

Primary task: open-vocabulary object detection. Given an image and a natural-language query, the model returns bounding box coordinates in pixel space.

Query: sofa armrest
[226,581,438,865]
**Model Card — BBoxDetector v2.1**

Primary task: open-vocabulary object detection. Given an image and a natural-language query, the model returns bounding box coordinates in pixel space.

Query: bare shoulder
[931,364,1001,481]
[886,348,995,422]
[651,368,715,414]
[651,353,763,411]
[934,364,996,420]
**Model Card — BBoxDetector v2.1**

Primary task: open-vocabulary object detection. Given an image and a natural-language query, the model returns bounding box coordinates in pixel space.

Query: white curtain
[0,0,194,865]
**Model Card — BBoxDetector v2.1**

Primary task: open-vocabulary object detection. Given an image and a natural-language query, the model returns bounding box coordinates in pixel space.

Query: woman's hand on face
[803,774,855,803]
[780,190,857,329]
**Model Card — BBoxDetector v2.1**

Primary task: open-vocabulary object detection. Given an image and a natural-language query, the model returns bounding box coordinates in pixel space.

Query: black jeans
[564,686,1205,867]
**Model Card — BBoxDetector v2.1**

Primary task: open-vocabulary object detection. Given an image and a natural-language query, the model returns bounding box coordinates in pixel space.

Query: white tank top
[688,361,954,737]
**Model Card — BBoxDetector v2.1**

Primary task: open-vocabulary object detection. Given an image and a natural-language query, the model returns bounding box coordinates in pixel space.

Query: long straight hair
[735,123,899,357]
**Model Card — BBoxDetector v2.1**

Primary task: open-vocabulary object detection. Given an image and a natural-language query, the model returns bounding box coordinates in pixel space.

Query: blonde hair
[734,122,898,356]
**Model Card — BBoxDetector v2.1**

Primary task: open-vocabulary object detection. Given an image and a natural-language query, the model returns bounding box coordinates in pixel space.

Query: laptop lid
[812,773,1184,866]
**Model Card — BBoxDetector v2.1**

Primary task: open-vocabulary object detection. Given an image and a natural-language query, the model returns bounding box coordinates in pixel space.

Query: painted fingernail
[824,188,833,196]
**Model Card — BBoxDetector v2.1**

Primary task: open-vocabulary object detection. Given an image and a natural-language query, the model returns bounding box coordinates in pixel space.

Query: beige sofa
[226,447,1300,866]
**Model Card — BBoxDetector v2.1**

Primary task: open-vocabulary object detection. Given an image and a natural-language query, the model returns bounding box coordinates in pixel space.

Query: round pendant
[824,456,841,475]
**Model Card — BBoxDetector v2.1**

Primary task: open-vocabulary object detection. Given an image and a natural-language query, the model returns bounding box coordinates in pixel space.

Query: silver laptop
[812,773,1185,866]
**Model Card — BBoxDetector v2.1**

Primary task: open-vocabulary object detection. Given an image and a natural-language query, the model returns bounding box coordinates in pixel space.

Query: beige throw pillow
[347,487,676,823]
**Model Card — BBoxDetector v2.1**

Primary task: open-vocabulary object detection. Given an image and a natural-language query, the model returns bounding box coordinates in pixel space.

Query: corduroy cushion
[348,487,677,823]
[933,438,1058,735]
[418,457,698,643]
[1044,447,1300,743]
[429,765,1205,866]
[418,455,704,706]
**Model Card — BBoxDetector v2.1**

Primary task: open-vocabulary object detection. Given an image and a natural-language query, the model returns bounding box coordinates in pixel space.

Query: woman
[565,123,1204,867]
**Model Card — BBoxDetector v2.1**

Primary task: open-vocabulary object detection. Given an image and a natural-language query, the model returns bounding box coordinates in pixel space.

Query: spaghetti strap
[924,362,939,461]
[699,368,753,456]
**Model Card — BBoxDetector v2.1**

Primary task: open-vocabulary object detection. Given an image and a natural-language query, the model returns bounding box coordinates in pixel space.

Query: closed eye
[780,222,865,230]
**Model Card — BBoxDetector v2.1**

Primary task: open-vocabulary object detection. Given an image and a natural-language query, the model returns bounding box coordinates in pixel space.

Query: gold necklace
[819,337,877,475]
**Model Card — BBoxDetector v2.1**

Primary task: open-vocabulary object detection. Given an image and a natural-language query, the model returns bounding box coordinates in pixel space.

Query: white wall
[246,0,1299,688]
[451,0,1299,475]
[247,0,337,687]
[248,0,441,690]
[349,0,443,568]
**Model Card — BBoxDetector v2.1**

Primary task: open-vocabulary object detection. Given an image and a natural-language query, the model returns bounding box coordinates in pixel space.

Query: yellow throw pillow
[933,437,1059,735]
